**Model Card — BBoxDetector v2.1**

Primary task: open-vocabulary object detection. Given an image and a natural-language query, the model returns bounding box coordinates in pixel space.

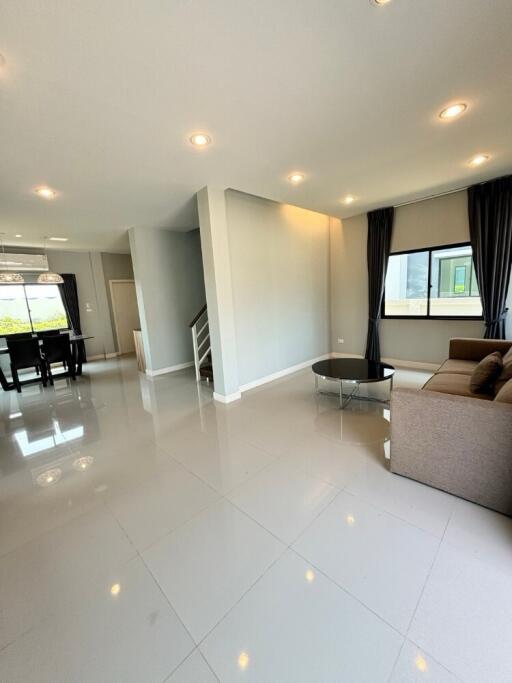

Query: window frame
[0,282,70,336]
[382,241,484,321]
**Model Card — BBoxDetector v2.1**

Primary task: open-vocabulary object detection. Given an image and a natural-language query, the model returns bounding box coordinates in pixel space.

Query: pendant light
[0,233,25,283]
[38,236,63,284]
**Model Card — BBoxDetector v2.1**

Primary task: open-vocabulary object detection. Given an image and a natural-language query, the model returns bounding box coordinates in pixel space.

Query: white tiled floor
[1,357,511,681]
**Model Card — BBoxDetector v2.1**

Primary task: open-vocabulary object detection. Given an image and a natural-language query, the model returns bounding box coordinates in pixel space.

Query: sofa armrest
[448,337,512,361]
[390,388,512,515]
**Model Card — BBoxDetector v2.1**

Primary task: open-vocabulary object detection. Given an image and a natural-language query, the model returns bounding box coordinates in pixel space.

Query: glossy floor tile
[201,550,403,682]
[409,543,512,683]
[389,640,460,682]
[1,357,510,682]
[166,650,218,682]
[227,457,339,544]
[293,490,439,632]
[143,499,284,641]
[0,557,194,683]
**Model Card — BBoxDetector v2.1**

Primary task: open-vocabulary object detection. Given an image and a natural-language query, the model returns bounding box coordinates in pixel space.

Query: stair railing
[189,305,211,382]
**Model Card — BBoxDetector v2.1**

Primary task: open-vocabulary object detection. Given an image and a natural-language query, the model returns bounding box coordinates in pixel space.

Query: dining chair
[6,332,34,340]
[41,333,76,385]
[6,338,48,393]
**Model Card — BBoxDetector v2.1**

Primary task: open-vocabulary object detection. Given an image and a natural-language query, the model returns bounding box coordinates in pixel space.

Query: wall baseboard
[239,353,332,393]
[213,390,242,403]
[146,361,194,377]
[332,351,438,372]
[87,352,120,361]
[381,356,439,372]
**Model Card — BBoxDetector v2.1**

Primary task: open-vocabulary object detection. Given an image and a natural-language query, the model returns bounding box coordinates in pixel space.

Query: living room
[1,2,512,682]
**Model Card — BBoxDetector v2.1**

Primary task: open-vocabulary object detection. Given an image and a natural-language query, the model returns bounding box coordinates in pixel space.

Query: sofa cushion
[495,378,512,404]
[423,373,493,400]
[436,358,479,375]
[498,346,512,382]
[469,352,503,394]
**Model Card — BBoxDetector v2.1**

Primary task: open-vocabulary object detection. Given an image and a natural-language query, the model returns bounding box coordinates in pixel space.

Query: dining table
[0,334,93,391]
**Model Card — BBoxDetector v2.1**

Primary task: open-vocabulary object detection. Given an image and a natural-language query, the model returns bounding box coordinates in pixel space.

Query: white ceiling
[1,0,511,252]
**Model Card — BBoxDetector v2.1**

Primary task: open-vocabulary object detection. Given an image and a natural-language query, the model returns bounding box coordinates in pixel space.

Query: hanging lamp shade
[0,271,25,283]
[37,271,64,284]
[0,233,25,283]
[38,236,64,284]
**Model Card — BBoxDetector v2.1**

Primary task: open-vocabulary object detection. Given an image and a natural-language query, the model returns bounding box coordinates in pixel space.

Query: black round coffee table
[312,358,395,409]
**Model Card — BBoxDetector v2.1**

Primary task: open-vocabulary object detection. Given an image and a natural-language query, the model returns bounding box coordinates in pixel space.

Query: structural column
[197,187,241,402]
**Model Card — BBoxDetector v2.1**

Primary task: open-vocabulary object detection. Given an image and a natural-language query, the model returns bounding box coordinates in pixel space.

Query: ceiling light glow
[36,468,62,487]
[238,652,250,671]
[343,195,356,205]
[34,186,57,199]
[110,583,121,597]
[305,569,315,583]
[189,133,211,147]
[439,103,467,120]
[468,154,489,167]
[49,236,69,242]
[288,173,305,184]
[414,655,428,673]
[371,0,392,5]
[73,456,94,471]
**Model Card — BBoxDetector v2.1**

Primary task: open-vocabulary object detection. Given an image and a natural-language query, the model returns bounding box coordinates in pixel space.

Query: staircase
[189,305,213,382]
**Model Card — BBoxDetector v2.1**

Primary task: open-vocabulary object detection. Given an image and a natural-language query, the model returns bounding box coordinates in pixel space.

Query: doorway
[109,280,140,355]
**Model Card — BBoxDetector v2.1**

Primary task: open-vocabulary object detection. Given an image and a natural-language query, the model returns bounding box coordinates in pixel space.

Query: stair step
[199,363,213,380]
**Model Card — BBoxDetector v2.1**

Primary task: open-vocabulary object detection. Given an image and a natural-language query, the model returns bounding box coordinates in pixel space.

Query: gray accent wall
[128,227,206,373]
[224,190,331,386]
[46,250,117,358]
[330,190,512,365]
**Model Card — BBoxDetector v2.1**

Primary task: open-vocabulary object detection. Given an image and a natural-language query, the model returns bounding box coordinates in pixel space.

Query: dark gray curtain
[468,175,512,339]
[59,273,86,363]
[365,207,394,362]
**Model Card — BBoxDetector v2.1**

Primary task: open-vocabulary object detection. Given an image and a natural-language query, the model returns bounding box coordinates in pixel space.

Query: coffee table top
[312,358,395,383]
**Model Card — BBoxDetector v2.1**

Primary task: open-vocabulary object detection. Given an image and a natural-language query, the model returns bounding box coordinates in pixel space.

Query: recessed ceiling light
[189,133,211,147]
[468,153,490,167]
[49,236,69,242]
[288,172,305,184]
[439,103,467,120]
[343,195,356,205]
[15,234,22,238]
[34,186,57,199]
[110,583,121,597]
[370,0,392,5]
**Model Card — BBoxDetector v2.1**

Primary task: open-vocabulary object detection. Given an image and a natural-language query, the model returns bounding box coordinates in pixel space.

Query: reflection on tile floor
[1,358,511,681]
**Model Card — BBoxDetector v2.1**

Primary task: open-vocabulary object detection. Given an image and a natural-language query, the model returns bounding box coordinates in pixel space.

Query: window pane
[384,251,429,316]
[25,284,68,331]
[430,246,482,316]
[0,285,32,335]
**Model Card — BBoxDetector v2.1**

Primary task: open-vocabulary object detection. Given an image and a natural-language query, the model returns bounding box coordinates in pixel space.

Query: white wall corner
[213,390,242,403]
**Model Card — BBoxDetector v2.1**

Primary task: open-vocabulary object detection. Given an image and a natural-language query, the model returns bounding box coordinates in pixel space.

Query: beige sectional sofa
[390,338,512,516]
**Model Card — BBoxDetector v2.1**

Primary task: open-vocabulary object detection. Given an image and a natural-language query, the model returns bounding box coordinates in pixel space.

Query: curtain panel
[468,175,512,339]
[59,273,87,363]
[365,207,394,362]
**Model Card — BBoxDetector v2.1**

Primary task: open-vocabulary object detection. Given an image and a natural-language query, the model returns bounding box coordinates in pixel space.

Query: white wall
[129,227,206,373]
[331,190,512,365]
[199,190,332,391]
